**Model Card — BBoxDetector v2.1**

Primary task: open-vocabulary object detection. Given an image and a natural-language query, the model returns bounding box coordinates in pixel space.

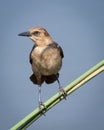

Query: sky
[0,0,104,130]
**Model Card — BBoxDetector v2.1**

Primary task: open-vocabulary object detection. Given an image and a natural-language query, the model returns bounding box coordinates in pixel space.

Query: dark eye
[33,31,40,36]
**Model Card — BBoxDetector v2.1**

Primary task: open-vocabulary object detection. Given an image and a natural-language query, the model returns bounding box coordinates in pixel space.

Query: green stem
[10,60,104,130]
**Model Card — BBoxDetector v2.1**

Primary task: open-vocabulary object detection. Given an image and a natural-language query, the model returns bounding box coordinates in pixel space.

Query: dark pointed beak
[18,31,31,37]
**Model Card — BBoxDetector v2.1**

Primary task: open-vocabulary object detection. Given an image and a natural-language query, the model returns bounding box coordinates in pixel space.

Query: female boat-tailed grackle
[18,27,66,112]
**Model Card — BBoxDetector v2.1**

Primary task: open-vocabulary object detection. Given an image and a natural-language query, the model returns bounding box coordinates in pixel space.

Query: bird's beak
[18,31,31,37]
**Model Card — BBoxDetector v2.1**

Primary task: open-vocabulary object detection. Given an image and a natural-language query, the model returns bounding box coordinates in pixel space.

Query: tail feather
[30,74,44,85]
[30,73,59,85]
[44,73,59,84]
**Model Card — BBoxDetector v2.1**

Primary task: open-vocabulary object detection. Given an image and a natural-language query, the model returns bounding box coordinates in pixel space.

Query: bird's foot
[59,86,67,100]
[39,101,46,115]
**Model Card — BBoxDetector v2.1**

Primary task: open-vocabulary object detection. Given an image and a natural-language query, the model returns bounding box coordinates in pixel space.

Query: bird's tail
[30,73,59,85]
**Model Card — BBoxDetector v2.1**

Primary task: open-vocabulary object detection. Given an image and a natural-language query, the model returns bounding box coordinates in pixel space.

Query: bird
[18,27,66,112]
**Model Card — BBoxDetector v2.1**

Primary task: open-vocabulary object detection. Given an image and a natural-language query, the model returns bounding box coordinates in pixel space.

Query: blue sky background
[0,0,104,130]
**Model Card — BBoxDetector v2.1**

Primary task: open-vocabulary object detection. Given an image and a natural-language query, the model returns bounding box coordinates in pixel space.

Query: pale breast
[31,46,62,75]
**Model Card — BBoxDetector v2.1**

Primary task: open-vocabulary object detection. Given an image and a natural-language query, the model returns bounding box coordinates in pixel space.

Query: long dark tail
[30,73,59,85]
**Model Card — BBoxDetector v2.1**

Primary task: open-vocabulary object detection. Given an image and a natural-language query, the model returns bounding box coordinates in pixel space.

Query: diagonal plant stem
[10,60,104,130]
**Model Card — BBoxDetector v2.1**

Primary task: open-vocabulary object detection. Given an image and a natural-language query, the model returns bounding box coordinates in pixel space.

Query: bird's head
[18,27,53,46]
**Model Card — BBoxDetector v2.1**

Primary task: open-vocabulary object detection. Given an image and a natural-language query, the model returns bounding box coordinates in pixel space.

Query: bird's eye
[33,31,40,36]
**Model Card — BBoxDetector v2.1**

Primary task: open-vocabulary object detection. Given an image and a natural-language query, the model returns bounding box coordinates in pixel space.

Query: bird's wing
[48,42,64,58]
[29,45,36,64]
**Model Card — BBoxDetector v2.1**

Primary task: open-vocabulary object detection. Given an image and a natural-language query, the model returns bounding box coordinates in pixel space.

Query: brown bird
[18,27,66,111]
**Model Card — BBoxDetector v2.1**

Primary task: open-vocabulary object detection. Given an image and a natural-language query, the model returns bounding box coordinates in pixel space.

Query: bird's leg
[38,86,44,107]
[57,78,67,99]
[37,76,45,110]
[38,86,46,115]
[36,75,46,114]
